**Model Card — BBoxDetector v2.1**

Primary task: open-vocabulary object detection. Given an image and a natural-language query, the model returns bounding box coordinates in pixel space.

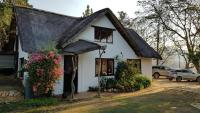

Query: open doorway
[63,55,78,98]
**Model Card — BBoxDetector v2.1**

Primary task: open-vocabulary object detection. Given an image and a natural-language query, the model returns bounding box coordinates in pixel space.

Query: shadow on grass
[95,89,200,113]
[0,97,61,113]
[1,89,200,113]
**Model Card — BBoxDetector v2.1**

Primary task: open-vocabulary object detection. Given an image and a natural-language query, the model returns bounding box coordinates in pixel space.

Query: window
[182,69,192,73]
[152,66,159,69]
[93,26,114,43]
[19,58,25,78]
[127,59,141,73]
[176,70,182,73]
[95,58,114,76]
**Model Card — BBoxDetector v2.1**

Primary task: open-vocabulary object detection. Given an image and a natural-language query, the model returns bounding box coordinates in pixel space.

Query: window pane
[94,27,113,43]
[101,59,107,75]
[107,59,114,75]
[95,59,100,75]
[95,58,114,76]
[95,28,101,41]
[107,35,113,43]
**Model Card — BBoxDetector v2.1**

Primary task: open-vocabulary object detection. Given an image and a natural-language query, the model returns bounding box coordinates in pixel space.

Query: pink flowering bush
[25,50,63,97]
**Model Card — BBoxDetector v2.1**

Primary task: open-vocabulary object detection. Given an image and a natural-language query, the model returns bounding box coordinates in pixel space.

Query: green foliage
[115,61,139,79]
[118,11,133,28]
[100,77,117,90]
[106,78,117,89]
[25,50,63,97]
[82,5,93,17]
[22,97,59,107]
[0,3,12,47]
[88,86,98,92]
[92,61,151,92]
[133,75,151,91]
[188,50,200,73]
[115,61,150,92]
[100,77,107,89]
[0,0,31,48]
[0,98,59,113]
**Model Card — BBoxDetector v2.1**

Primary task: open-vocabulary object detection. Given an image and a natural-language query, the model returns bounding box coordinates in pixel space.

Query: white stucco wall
[72,16,152,92]
[18,40,28,59]
[141,58,152,80]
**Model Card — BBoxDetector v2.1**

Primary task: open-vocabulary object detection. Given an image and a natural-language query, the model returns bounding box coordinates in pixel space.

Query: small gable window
[93,26,114,43]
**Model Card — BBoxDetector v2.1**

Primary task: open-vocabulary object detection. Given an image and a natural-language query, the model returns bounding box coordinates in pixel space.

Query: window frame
[95,58,114,76]
[92,25,115,43]
[127,59,142,73]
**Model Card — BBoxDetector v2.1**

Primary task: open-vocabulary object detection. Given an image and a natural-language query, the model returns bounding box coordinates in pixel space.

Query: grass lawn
[1,87,200,113]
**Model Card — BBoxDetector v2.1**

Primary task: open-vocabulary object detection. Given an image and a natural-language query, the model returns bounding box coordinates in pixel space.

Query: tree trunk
[71,56,77,99]
[193,63,200,74]
[185,62,190,69]
[156,20,160,65]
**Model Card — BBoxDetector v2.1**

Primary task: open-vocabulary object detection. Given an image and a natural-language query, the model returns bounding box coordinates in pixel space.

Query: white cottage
[9,6,162,95]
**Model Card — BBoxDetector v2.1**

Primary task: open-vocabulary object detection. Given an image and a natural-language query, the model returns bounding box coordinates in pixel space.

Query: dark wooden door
[63,55,78,98]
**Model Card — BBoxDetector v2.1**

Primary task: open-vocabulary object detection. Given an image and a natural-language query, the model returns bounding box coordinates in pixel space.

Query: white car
[168,69,200,82]
[152,66,172,79]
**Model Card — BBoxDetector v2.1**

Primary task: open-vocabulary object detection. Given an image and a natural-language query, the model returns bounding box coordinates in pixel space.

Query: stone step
[0,90,22,97]
[0,96,24,103]
[0,90,23,103]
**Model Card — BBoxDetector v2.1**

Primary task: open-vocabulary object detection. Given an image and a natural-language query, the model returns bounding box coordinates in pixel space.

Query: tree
[132,16,176,65]
[117,11,133,28]
[82,5,93,17]
[138,0,200,72]
[118,9,175,66]
[0,0,31,49]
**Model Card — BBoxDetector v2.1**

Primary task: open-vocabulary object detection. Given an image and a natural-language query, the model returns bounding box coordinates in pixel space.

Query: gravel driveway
[153,78,200,94]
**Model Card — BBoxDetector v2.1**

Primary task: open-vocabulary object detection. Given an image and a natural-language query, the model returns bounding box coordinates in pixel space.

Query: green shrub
[100,77,117,90]
[88,86,98,91]
[115,61,139,91]
[133,75,151,91]
[0,98,60,113]
[100,77,107,89]
[106,78,117,89]
[115,61,140,80]
[23,98,59,107]
[25,50,63,97]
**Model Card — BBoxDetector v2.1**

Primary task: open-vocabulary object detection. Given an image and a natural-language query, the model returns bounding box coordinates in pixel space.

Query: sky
[28,0,140,18]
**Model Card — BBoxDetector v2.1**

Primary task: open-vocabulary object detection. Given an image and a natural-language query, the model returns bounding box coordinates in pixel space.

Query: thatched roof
[15,6,161,59]
[15,7,83,52]
[126,29,162,59]
[63,40,102,54]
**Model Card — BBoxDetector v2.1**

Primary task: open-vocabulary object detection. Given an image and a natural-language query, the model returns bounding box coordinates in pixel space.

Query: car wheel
[176,76,182,82]
[153,73,160,79]
[169,78,173,81]
[196,77,200,83]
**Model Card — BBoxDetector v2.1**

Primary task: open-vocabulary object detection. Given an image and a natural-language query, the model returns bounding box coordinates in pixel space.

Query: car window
[165,67,171,70]
[152,66,158,69]
[182,70,188,73]
[176,70,182,72]
[182,69,192,73]
[160,66,165,70]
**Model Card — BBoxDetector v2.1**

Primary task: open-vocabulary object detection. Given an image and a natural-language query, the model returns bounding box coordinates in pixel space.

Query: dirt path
[41,79,200,113]
[10,79,200,113]
[152,78,200,94]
